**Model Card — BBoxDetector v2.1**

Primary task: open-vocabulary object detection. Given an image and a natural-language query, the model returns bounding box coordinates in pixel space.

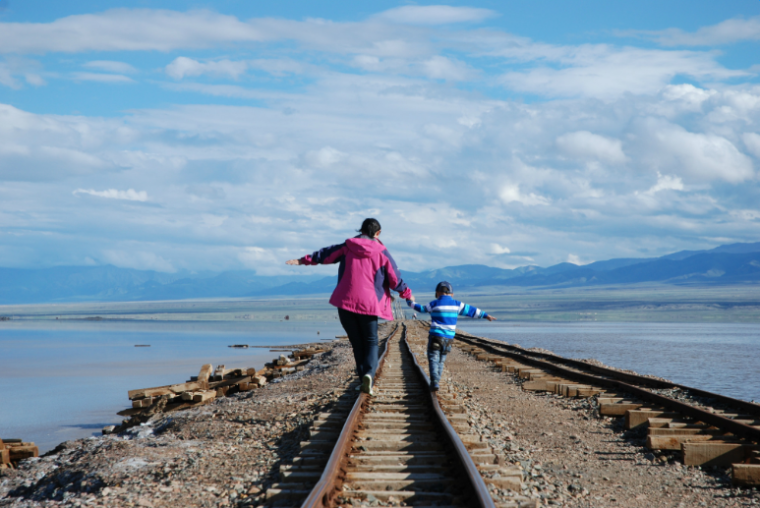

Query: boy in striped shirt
[407,281,496,392]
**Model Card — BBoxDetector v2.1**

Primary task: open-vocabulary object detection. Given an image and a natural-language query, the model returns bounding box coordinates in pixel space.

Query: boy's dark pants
[338,308,379,380]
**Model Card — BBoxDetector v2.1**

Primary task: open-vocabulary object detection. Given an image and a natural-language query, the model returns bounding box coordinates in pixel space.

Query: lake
[0,319,343,452]
[3,318,759,454]
[460,320,760,404]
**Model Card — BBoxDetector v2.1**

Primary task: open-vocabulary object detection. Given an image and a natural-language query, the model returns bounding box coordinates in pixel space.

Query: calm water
[460,321,760,404]
[0,319,342,452]
[3,319,759,453]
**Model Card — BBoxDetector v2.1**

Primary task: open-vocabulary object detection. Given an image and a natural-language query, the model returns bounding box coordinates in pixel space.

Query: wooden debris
[198,364,213,389]
[6,443,39,462]
[212,364,226,381]
[121,343,329,418]
[132,397,155,408]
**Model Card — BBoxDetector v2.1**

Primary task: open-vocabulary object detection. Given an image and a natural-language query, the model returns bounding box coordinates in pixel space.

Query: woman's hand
[285,259,303,266]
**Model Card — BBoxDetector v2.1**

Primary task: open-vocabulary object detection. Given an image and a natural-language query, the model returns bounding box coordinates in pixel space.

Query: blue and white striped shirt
[406,295,489,340]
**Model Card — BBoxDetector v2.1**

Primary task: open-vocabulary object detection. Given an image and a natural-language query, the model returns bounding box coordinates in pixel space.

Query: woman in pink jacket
[286,218,413,395]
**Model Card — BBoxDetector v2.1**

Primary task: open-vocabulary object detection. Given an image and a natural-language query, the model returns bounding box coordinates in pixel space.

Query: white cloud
[744,132,760,159]
[71,72,134,83]
[556,131,627,164]
[373,6,496,25]
[499,45,745,99]
[303,146,346,169]
[0,58,45,89]
[626,16,760,46]
[83,60,137,74]
[166,56,249,80]
[421,56,474,81]
[73,188,148,201]
[499,184,550,206]
[489,243,511,255]
[101,249,175,272]
[567,254,592,265]
[3,8,760,273]
[646,172,684,194]
[0,9,266,53]
[636,120,754,183]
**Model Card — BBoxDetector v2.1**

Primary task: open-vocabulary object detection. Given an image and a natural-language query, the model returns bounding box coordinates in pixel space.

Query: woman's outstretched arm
[286,243,346,266]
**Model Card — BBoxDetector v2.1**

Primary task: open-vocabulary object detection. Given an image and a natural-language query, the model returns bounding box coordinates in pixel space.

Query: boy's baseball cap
[436,281,453,294]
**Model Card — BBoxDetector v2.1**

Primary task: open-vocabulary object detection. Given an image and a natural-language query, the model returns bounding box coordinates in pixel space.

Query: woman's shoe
[361,374,374,396]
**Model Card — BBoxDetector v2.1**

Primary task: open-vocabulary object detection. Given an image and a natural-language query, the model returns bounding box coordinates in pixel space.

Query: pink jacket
[301,236,413,320]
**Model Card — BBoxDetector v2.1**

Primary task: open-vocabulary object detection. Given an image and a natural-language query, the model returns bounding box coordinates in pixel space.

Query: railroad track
[266,323,537,508]
[447,327,760,487]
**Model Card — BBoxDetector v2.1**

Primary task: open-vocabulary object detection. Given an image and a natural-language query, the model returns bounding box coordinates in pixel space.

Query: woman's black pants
[338,308,379,380]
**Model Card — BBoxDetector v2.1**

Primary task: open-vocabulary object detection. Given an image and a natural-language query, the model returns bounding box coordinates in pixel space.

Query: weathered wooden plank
[522,378,566,391]
[209,375,251,390]
[129,381,204,400]
[566,385,593,397]
[516,368,544,379]
[9,445,38,461]
[128,386,172,400]
[626,410,681,430]
[682,443,757,467]
[600,402,643,416]
[576,387,605,398]
[648,433,733,451]
[1,447,9,465]
[193,390,216,403]
[649,428,721,436]
[198,364,213,389]
[733,464,760,486]
[132,397,155,409]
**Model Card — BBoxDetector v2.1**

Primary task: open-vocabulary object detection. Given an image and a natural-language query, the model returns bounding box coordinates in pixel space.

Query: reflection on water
[0,319,343,452]
[460,321,760,403]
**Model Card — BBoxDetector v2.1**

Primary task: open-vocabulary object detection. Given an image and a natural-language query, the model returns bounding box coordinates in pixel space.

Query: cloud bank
[0,6,759,276]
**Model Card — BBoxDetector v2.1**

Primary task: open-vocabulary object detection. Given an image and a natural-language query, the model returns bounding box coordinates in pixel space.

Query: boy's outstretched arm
[458,302,496,321]
[407,297,430,314]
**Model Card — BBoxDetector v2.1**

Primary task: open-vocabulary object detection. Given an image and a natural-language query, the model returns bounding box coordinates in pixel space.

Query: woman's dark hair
[358,218,381,238]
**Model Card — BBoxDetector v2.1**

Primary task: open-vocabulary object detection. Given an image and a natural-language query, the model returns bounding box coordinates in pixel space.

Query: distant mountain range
[1,241,759,304]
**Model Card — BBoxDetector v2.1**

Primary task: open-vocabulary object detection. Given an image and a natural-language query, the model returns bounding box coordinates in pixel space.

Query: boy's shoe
[361,374,374,396]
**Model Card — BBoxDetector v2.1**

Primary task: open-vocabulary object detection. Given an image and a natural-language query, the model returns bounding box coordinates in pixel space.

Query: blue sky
[1,1,760,275]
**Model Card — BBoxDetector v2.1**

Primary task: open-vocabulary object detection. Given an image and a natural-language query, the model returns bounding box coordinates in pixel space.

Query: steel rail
[300,324,398,508]
[402,326,498,508]
[454,332,760,443]
[456,330,760,417]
